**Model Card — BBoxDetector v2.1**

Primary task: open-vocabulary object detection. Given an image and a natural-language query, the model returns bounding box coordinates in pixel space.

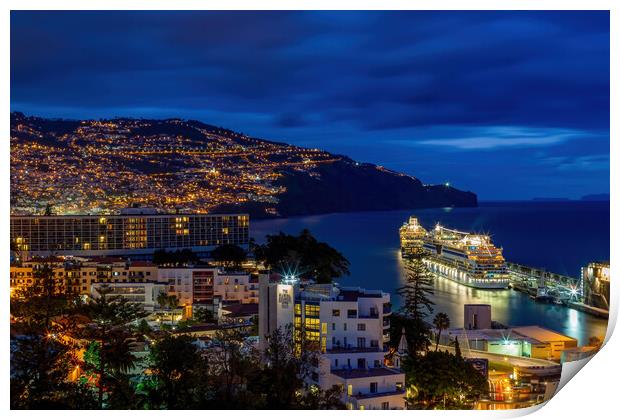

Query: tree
[156,291,180,325]
[152,248,200,267]
[44,203,54,216]
[206,328,261,408]
[193,306,215,323]
[254,325,321,409]
[211,244,247,269]
[397,256,435,353]
[297,385,347,409]
[433,312,450,351]
[454,336,462,359]
[403,350,487,409]
[10,334,97,409]
[78,285,147,408]
[254,229,350,284]
[148,334,207,409]
[10,264,78,334]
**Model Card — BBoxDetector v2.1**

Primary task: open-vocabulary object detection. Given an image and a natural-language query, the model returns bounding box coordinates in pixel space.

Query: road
[436,344,559,368]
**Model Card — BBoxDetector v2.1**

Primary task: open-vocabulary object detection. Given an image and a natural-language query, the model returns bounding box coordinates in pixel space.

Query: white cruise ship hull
[423,254,510,290]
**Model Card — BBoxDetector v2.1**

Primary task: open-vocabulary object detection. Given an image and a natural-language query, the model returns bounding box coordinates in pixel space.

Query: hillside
[10,112,477,218]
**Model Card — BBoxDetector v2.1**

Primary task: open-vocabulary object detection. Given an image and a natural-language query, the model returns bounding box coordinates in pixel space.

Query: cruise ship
[400,216,510,289]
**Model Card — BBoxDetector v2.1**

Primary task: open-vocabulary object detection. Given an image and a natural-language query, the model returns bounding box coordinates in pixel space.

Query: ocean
[251,201,610,346]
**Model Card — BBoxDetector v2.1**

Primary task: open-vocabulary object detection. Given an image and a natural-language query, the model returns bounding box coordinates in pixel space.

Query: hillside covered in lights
[10,112,477,218]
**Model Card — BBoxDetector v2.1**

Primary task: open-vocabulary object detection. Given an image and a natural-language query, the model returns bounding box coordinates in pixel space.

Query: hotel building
[10,257,158,297]
[581,261,610,311]
[258,274,406,410]
[10,208,249,258]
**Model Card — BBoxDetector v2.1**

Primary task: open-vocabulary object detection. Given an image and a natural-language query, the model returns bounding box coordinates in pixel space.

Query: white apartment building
[90,282,166,312]
[10,258,158,296]
[213,272,259,303]
[258,275,406,410]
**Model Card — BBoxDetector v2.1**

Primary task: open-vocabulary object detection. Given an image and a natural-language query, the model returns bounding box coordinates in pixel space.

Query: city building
[10,209,250,258]
[11,258,254,320]
[157,267,221,318]
[464,304,492,330]
[258,272,295,352]
[561,345,599,363]
[213,272,259,304]
[258,274,405,410]
[10,257,158,297]
[90,282,166,312]
[439,326,577,361]
[581,261,610,310]
[476,365,562,410]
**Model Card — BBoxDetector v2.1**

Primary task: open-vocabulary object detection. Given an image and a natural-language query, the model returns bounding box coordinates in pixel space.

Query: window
[370,382,378,393]
[305,304,320,317]
[370,339,379,348]
[305,318,320,331]
[343,323,347,331]
[357,337,366,348]
[374,360,381,367]
[334,359,338,367]
[332,309,340,316]
[321,323,327,334]
[347,309,357,318]
[357,323,366,331]
[381,402,389,410]
[347,385,353,396]
[357,358,366,369]
[332,323,336,331]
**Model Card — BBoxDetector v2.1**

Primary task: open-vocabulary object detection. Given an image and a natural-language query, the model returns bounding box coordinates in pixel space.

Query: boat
[399,216,427,257]
[399,216,510,289]
[534,286,555,303]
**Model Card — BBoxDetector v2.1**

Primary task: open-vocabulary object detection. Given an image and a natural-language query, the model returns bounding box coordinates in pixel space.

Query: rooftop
[331,367,403,379]
[353,389,406,400]
[444,326,578,344]
[222,303,259,317]
[512,326,578,343]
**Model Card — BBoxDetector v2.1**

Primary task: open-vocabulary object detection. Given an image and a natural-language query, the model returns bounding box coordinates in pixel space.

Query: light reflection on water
[252,203,609,346]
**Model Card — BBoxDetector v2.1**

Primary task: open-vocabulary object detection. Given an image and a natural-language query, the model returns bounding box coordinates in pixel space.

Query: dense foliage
[254,229,350,283]
[211,244,247,269]
[10,266,345,409]
[396,255,435,353]
[396,253,488,409]
[152,248,201,266]
[403,351,488,409]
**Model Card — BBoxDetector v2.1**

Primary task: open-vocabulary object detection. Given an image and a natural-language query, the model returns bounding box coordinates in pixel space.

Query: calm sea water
[251,201,610,346]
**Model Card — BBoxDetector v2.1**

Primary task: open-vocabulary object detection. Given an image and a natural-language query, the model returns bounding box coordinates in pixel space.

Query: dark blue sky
[11,11,609,200]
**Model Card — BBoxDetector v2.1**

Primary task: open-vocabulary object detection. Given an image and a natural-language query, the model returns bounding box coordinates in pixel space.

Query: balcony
[331,367,403,379]
[326,346,383,354]
[351,389,406,401]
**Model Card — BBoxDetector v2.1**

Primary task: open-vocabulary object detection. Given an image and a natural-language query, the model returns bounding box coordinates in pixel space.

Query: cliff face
[273,160,477,217]
[11,112,477,218]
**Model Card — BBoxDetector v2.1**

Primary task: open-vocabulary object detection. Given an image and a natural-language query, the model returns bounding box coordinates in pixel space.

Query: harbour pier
[506,262,608,319]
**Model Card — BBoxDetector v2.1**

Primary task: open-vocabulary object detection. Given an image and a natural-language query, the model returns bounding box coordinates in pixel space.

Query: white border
[2,2,617,419]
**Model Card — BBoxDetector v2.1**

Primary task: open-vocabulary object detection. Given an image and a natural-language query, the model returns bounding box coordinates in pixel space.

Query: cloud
[9,11,610,199]
[414,126,586,150]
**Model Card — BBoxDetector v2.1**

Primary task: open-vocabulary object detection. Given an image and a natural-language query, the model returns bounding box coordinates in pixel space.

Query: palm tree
[80,286,146,408]
[433,312,450,351]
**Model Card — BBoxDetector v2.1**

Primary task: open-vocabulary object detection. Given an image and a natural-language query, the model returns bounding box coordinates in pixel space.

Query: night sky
[10,11,610,200]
